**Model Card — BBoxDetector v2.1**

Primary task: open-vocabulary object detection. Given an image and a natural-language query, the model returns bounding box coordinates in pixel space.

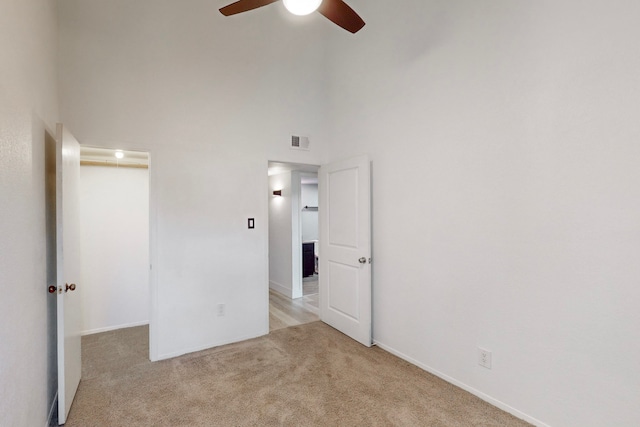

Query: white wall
[79,165,149,334]
[0,0,59,425]
[268,171,303,299]
[58,0,328,359]
[269,172,291,296]
[301,183,318,242]
[324,1,640,426]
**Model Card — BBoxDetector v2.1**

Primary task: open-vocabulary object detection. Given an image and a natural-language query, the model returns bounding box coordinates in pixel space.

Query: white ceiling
[267,161,319,180]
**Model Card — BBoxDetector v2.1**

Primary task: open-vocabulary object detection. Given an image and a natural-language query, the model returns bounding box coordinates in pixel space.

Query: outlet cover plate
[478,347,492,369]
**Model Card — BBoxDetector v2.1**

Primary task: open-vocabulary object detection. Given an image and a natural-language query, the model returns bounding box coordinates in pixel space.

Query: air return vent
[290,135,310,151]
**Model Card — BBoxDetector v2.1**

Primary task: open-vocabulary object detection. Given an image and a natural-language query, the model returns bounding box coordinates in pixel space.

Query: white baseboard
[269,281,291,298]
[373,340,551,427]
[81,320,149,336]
[156,330,267,361]
[46,392,57,427]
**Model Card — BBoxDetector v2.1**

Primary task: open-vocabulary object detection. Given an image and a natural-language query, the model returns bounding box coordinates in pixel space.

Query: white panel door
[56,124,82,425]
[319,155,371,347]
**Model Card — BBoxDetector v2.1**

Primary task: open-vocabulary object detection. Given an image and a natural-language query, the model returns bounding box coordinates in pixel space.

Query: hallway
[269,289,318,332]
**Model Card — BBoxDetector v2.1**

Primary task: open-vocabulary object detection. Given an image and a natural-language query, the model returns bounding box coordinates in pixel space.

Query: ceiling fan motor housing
[283,0,323,16]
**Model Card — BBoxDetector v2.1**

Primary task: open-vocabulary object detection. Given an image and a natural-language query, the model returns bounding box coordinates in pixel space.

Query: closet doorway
[78,147,151,356]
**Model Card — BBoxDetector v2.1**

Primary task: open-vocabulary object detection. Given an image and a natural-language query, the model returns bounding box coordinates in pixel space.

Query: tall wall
[79,165,150,334]
[324,1,640,426]
[0,0,59,425]
[268,172,298,298]
[58,0,328,359]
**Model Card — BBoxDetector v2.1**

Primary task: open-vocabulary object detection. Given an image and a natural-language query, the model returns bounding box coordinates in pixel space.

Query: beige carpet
[67,324,531,427]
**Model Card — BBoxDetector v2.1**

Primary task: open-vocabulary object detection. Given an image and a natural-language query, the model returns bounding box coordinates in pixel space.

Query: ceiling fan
[219,0,365,34]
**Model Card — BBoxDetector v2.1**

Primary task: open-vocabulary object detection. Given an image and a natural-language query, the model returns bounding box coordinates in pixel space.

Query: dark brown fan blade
[219,0,279,16]
[317,0,365,33]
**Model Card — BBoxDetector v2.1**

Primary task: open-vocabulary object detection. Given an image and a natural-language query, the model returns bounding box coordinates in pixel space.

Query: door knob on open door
[48,285,57,294]
[359,257,367,264]
[65,283,76,292]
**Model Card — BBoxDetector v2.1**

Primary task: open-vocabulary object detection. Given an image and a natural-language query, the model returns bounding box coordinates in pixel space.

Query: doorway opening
[78,146,151,361]
[268,161,320,331]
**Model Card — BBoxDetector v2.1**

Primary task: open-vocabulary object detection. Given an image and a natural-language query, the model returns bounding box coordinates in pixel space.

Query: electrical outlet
[217,303,225,317]
[478,347,492,369]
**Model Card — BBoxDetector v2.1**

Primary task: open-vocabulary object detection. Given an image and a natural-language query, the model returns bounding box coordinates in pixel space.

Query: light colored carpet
[67,324,532,427]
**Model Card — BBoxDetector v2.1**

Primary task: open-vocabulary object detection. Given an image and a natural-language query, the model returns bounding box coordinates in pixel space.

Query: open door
[319,155,372,347]
[55,124,82,424]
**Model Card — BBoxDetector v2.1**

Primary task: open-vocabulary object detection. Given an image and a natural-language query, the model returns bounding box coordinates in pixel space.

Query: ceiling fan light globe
[283,0,322,16]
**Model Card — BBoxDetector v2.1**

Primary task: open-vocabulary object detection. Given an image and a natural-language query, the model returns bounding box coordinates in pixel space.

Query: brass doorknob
[65,283,77,292]
[48,285,57,294]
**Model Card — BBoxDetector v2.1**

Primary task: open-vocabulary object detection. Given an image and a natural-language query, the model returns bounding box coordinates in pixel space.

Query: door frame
[266,161,320,319]
[76,142,158,362]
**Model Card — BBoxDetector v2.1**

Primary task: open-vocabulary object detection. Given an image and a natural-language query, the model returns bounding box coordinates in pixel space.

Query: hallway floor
[269,289,319,332]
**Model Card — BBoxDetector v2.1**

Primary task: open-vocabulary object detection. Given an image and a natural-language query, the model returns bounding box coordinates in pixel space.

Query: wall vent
[290,135,310,151]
